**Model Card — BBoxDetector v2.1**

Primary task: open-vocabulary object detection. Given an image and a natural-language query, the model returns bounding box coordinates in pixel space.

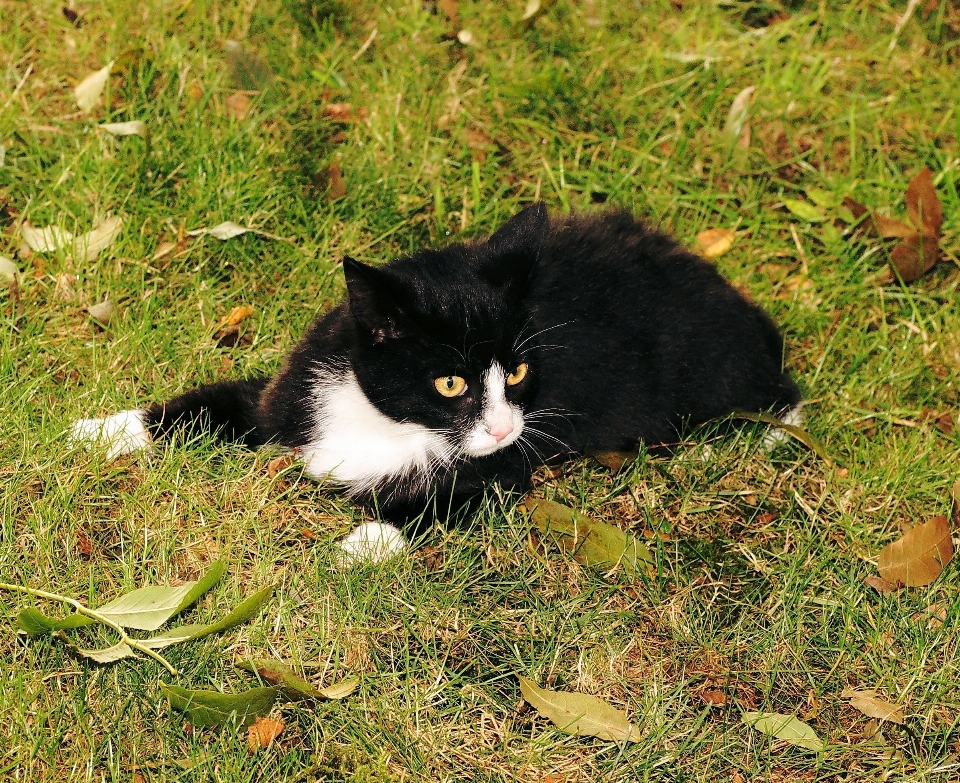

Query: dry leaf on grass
[247,716,284,751]
[742,711,824,752]
[911,602,947,629]
[267,455,295,478]
[724,86,755,146]
[841,688,905,724]
[99,121,147,138]
[87,299,115,324]
[696,228,736,258]
[75,61,114,112]
[187,221,261,240]
[324,103,368,122]
[864,575,898,593]
[225,92,252,120]
[22,216,123,262]
[0,256,18,283]
[518,675,640,742]
[877,515,953,587]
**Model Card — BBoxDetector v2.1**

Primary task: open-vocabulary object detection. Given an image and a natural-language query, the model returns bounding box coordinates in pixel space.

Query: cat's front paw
[70,409,153,459]
[336,522,408,566]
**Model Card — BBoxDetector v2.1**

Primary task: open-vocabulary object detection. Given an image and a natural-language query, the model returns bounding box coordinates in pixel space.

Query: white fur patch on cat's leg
[761,404,805,453]
[71,409,153,459]
[336,522,408,566]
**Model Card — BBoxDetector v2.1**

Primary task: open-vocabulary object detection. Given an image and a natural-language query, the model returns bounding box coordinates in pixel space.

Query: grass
[2,0,959,779]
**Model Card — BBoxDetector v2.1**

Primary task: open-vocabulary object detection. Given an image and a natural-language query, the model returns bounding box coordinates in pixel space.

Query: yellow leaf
[841,688,905,725]
[695,228,736,258]
[518,675,640,743]
[75,61,114,112]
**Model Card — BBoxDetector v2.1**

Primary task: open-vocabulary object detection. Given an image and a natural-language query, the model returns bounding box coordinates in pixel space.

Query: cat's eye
[506,363,528,386]
[435,375,467,397]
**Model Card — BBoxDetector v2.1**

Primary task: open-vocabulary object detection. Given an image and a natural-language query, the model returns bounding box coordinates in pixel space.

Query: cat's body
[73,204,800,536]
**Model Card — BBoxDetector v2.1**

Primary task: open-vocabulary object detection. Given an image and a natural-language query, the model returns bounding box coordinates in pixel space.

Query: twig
[352,28,378,61]
[0,581,178,675]
[888,0,921,53]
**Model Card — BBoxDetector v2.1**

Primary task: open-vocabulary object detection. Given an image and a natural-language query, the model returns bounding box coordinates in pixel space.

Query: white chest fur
[300,368,455,495]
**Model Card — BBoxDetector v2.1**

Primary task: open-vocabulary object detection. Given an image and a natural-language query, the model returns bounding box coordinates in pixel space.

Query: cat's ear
[342,257,410,343]
[481,202,548,292]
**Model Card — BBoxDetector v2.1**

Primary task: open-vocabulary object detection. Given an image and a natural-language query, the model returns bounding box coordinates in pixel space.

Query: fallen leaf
[22,223,73,253]
[267,455,295,478]
[99,121,147,138]
[841,688,905,724]
[87,299,115,324]
[911,602,947,629]
[74,216,123,262]
[161,684,279,728]
[247,715,284,751]
[438,0,458,28]
[236,657,359,701]
[783,198,827,222]
[323,163,346,200]
[187,222,256,240]
[225,92,251,120]
[864,575,898,594]
[732,410,833,465]
[324,103,367,122]
[525,498,653,578]
[935,412,954,434]
[217,305,255,329]
[701,689,726,707]
[0,256,18,282]
[889,235,938,282]
[905,167,943,237]
[75,61,114,112]
[518,675,640,742]
[742,711,824,752]
[585,449,638,472]
[695,228,736,258]
[872,214,918,240]
[877,515,953,587]
[152,241,179,261]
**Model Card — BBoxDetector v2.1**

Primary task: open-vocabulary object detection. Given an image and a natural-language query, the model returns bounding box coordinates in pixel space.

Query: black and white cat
[72,204,801,562]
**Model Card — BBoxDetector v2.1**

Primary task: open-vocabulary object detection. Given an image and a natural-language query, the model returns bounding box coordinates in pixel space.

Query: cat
[72,203,801,562]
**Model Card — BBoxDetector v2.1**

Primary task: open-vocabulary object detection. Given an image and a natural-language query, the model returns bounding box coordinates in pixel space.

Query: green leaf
[17,607,96,635]
[236,657,359,701]
[804,187,836,209]
[782,199,827,222]
[518,675,640,742]
[526,498,653,578]
[160,683,278,728]
[733,410,835,466]
[140,586,273,650]
[95,561,227,631]
[742,711,824,752]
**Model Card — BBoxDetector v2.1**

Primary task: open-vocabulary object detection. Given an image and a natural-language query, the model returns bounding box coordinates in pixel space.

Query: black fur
[143,204,800,524]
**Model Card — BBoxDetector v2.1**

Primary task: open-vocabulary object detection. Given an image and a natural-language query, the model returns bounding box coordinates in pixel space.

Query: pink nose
[488,423,513,442]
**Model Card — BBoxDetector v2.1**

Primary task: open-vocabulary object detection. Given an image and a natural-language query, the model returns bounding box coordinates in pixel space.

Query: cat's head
[343,203,548,458]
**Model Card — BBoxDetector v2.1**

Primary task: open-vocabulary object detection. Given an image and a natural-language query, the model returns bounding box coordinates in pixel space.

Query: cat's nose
[488,423,513,442]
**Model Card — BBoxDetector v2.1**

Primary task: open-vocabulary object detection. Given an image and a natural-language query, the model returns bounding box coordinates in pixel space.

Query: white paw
[336,522,408,566]
[71,409,153,460]
[761,404,805,453]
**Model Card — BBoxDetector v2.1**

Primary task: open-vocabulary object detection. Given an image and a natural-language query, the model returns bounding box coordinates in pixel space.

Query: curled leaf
[247,716,284,751]
[518,675,640,742]
[236,657,358,701]
[99,121,147,137]
[525,498,653,578]
[877,515,953,587]
[742,711,824,752]
[905,167,943,237]
[724,86,756,143]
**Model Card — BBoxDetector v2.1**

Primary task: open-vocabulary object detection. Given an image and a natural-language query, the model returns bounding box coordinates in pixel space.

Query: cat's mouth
[462,410,524,457]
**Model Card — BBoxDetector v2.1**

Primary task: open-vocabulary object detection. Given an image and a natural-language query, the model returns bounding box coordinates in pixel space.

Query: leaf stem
[0,581,178,675]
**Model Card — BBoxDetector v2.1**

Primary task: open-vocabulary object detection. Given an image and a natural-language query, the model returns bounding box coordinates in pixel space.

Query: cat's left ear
[480,202,548,294]
[343,256,411,344]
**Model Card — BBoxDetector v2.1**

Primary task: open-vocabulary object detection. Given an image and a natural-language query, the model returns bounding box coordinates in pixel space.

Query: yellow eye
[506,363,528,386]
[435,375,467,397]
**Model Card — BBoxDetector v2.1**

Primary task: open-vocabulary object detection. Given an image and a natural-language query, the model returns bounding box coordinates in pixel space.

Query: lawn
[2,0,959,780]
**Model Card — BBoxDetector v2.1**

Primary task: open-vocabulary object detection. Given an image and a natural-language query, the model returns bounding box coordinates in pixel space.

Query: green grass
[2,0,960,779]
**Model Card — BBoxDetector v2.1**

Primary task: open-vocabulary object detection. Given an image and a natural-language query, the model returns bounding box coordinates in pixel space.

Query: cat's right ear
[481,202,548,292]
[342,257,409,343]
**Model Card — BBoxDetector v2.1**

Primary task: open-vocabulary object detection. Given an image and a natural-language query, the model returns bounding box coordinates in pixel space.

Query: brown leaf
[700,689,726,707]
[695,228,736,259]
[935,412,954,434]
[877,515,954,587]
[585,449,638,472]
[864,575,898,594]
[466,128,494,161]
[324,103,367,123]
[322,163,346,200]
[247,715,284,751]
[872,215,919,240]
[225,91,252,120]
[890,235,939,282]
[912,602,947,629]
[905,167,943,238]
[267,455,295,478]
[841,688,905,724]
